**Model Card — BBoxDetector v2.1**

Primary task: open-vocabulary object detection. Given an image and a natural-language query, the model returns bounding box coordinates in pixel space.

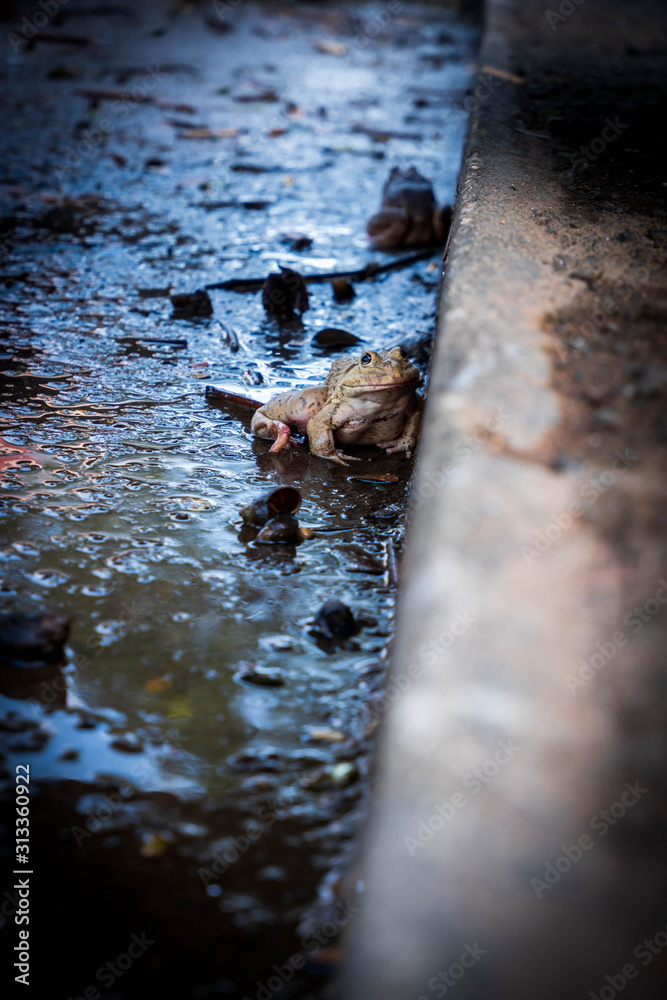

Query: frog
[250,347,423,465]
[366,166,451,248]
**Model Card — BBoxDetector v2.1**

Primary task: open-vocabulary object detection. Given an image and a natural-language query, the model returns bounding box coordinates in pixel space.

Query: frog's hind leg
[251,411,295,453]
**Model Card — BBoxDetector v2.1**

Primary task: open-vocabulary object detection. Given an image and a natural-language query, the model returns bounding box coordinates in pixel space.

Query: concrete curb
[342,0,667,997]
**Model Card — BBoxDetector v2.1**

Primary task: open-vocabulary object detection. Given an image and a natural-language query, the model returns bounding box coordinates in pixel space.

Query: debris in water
[139,833,170,858]
[305,727,346,743]
[314,600,357,639]
[218,323,240,351]
[314,40,347,56]
[207,250,437,291]
[312,328,362,349]
[236,663,285,687]
[256,513,302,544]
[232,84,279,103]
[0,612,70,665]
[351,123,422,142]
[332,279,356,302]
[144,676,173,694]
[178,127,241,140]
[240,487,302,527]
[348,473,400,484]
[170,289,213,318]
[281,232,313,251]
[110,734,144,753]
[204,15,234,34]
[262,267,309,320]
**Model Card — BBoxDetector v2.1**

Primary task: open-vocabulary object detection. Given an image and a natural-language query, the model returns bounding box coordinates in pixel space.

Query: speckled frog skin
[366,166,450,248]
[251,347,423,465]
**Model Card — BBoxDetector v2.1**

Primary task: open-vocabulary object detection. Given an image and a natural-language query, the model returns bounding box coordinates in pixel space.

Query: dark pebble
[110,735,144,754]
[237,664,284,687]
[170,289,213,317]
[332,279,356,302]
[256,513,301,544]
[315,600,357,639]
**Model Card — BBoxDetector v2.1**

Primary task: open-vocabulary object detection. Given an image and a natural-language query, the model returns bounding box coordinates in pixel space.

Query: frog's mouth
[347,375,421,392]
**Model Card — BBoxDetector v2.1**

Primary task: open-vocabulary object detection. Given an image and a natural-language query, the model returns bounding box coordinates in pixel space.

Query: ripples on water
[0,1,477,993]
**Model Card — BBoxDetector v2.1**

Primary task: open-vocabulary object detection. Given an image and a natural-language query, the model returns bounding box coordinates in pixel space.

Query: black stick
[204,248,439,292]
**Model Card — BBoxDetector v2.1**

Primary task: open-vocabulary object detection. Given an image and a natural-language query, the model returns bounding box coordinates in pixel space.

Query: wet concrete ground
[0,2,478,997]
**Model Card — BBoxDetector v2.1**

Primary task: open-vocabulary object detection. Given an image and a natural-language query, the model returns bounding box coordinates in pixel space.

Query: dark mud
[0,2,478,996]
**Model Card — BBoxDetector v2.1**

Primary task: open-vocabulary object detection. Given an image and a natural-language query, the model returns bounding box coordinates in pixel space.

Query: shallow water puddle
[0,2,477,995]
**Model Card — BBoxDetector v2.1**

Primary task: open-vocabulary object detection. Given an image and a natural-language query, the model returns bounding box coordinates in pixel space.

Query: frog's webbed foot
[375,438,415,458]
[270,431,302,453]
[325,450,363,467]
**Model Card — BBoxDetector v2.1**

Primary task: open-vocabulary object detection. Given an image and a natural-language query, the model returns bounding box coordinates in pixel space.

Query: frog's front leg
[366,207,410,248]
[251,387,327,454]
[251,409,296,452]
[306,405,363,466]
[375,398,423,458]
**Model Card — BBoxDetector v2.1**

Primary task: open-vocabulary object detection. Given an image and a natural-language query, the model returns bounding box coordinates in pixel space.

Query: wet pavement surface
[0,2,478,996]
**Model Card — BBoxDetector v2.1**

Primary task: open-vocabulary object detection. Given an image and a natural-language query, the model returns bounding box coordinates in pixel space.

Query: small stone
[240,487,301,527]
[263,634,294,652]
[281,232,313,250]
[256,513,301,544]
[75,715,97,730]
[237,664,284,687]
[110,734,144,754]
[332,279,356,302]
[314,600,357,639]
[329,762,359,785]
[312,328,362,349]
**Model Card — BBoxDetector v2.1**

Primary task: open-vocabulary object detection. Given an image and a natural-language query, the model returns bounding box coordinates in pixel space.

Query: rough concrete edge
[339,1,666,998]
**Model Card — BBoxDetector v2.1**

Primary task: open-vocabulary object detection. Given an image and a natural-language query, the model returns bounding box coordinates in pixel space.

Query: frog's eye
[360,352,372,365]
[398,347,408,359]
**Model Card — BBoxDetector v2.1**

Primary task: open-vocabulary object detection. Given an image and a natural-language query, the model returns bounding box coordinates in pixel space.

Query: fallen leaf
[179,127,240,139]
[306,727,346,743]
[144,676,173,694]
[139,834,169,858]
[348,474,399,484]
[167,698,192,719]
[233,87,279,103]
[315,40,347,56]
[480,64,524,84]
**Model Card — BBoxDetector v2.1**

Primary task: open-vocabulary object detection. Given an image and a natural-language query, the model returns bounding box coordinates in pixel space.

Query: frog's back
[261,386,328,430]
